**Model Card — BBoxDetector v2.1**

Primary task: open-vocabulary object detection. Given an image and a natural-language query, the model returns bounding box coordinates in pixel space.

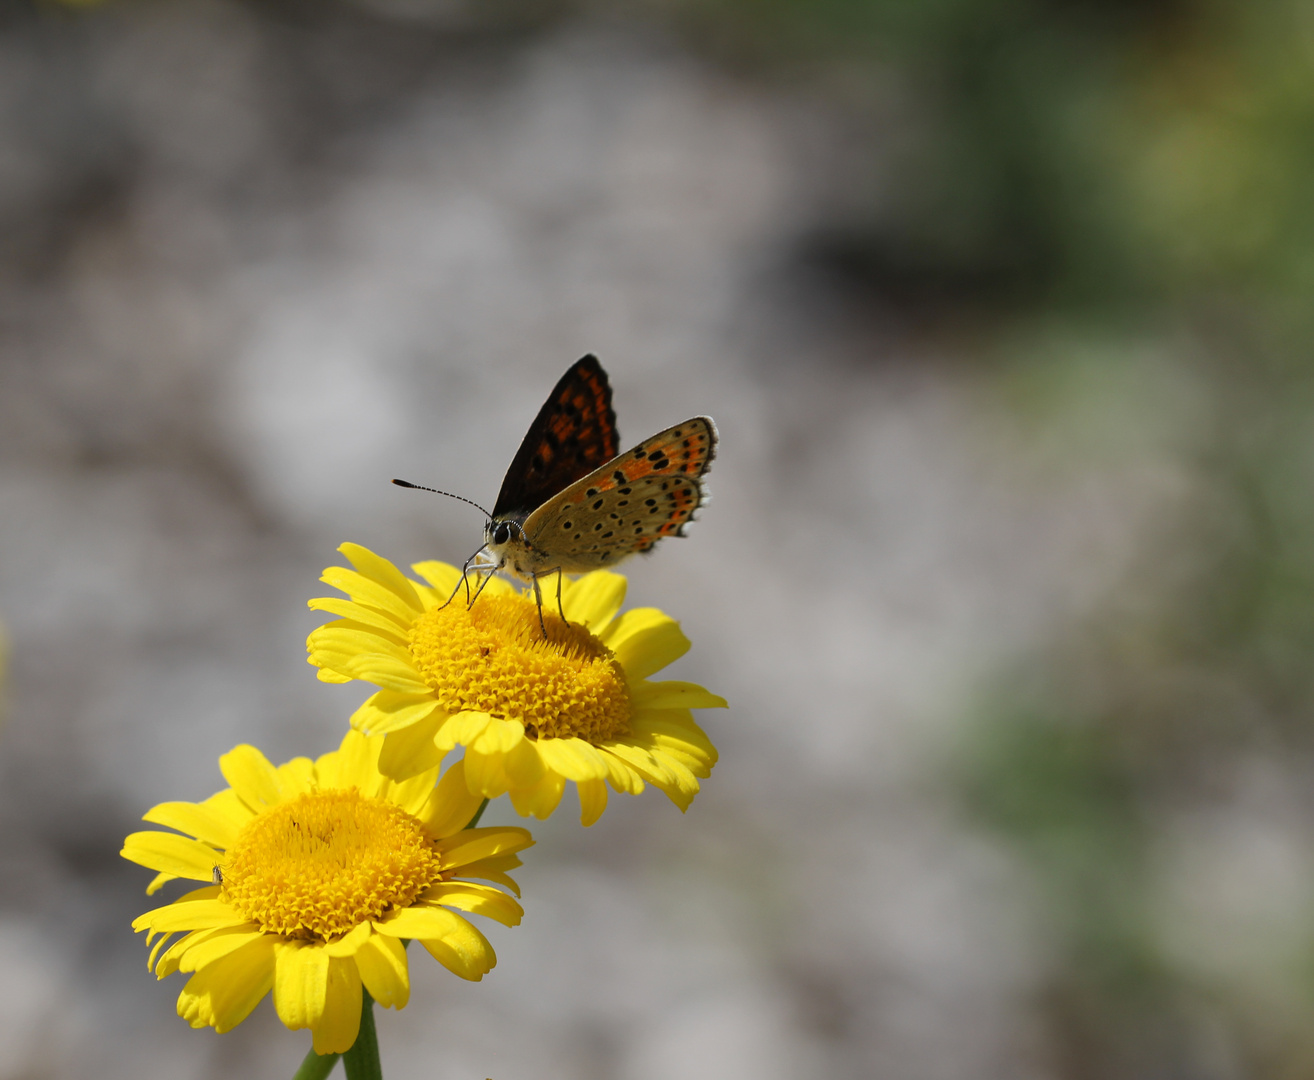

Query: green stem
[466,797,490,828]
[342,987,381,1080]
[292,1048,339,1080]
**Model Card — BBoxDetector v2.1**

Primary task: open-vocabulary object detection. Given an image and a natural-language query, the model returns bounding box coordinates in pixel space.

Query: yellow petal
[607,610,690,680]
[308,596,411,640]
[123,831,221,881]
[377,715,444,781]
[148,930,177,973]
[376,906,498,980]
[141,802,241,849]
[638,745,701,810]
[156,928,209,977]
[351,691,444,736]
[631,680,727,711]
[309,626,415,670]
[274,939,328,1031]
[417,919,496,982]
[145,872,176,896]
[317,729,385,796]
[595,740,674,787]
[320,564,420,622]
[632,711,718,774]
[461,748,511,800]
[535,738,609,782]
[167,883,223,904]
[176,936,276,1033]
[507,773,567,820]
[471,716,527,756]
[561,571,626,631]
[178,924,265,973]
[340,544,424,610]
[633,707,718,749]
[598,749,645,794]
[419,882,524,927]
[322,922,373,959]
[202,787,249,816]
[438,826,534,870]
[384,765,442,819]
[159,922,255,979]
[219,745,284,810]
[440,710,494,749]
[578,778,608,826]
[307,644,431,695]
[420,758,484,839]
[648,734,714,777]
[134,897,239,934]
[314,958,363,1055]
[409,560,464,597]
[312,616,409,651]
[455,863,523,896]
[354,932,410,1010]
[374,903,462,939]
[276,756,316,795]
[503,739,546,788]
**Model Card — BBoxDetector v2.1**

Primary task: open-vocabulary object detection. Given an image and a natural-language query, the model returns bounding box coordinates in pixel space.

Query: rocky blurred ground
[0,3,1199,1078]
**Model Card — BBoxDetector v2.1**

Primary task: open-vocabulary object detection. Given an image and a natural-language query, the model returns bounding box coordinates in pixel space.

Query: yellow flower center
[409,593,632,742]
[221,789,439,941]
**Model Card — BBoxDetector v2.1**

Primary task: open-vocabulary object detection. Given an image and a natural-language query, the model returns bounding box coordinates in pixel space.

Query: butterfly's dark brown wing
[492,355,620,519]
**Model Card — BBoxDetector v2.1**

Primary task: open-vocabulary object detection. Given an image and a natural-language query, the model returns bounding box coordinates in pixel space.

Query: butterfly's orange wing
[522,416,717,570]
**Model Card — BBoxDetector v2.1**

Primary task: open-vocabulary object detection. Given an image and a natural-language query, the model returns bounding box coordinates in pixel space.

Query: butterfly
[396,355,717,629]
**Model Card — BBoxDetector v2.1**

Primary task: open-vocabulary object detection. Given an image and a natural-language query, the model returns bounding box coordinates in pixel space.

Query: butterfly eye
[492,522,513,546]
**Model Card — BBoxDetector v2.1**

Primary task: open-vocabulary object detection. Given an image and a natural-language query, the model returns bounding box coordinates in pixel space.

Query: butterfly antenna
[392,479,492,521]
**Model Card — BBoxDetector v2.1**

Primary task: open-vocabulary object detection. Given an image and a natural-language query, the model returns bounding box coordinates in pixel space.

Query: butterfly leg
[554,567,567,622]
[437,570,468,612]
[531,575,548,638]
[439,544,489,611]
[467,564,497,609]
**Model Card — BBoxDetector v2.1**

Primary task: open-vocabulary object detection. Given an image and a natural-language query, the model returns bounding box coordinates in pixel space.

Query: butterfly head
[484,516,536,580]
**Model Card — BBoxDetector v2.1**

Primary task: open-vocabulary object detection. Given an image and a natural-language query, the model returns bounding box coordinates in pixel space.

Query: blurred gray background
[3,0,1314,1077]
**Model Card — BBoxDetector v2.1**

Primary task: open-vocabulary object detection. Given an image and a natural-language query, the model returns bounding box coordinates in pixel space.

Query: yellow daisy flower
[122,729,532,1055]
[306,544,724,825]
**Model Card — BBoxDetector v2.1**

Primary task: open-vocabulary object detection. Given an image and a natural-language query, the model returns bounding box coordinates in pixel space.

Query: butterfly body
[482,356,716,586]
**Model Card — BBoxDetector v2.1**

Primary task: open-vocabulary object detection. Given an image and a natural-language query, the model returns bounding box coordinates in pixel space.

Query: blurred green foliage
[664,0,1314,1074]
[674,0,1314,334]
[957,358,1314,1075]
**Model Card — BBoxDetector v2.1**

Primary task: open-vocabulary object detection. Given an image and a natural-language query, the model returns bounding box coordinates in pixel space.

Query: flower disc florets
[409,594,631,742]
[222,789,439,941]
